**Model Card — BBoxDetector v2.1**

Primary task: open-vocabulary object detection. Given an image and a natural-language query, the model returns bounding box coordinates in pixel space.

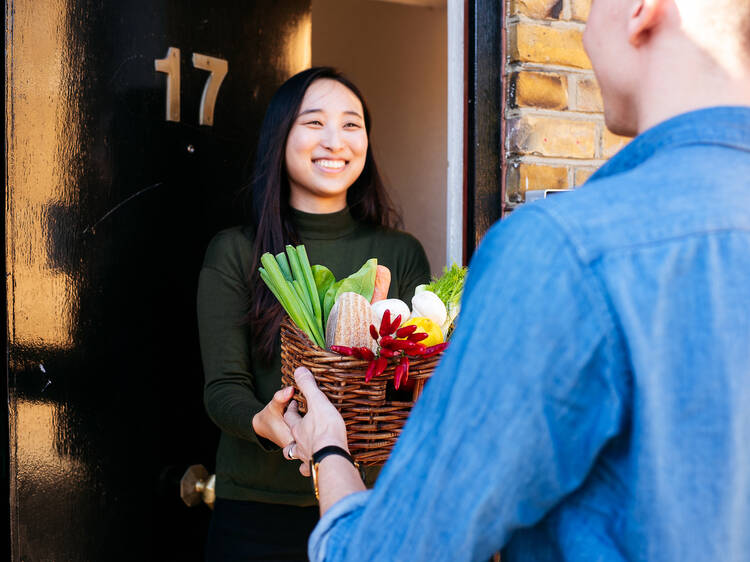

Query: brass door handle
[180,464,216,509]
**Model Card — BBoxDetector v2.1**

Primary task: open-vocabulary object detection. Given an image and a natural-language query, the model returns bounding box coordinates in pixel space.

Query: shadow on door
[6,1,310,559]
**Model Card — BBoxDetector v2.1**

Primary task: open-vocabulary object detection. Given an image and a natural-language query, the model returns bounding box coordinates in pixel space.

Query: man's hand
[283,367,349,477]
[284,367,365,514]
[252,386,295,449]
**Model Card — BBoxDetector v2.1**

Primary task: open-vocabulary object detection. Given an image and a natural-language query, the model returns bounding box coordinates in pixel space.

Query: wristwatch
[310,445,363,500]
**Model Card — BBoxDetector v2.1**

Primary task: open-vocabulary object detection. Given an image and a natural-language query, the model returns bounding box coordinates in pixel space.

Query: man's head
[583,0,750,137]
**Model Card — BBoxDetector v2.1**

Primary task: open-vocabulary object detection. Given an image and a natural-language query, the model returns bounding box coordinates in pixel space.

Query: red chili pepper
[393,363,405,390]
[379,336,397,349]
[405,343,427,356]
[407,332,429,343]
[330,345,354,356]
[385,339,413,352]
[365,359,378,382]
[352,347,375,361]
[400,355,410,383]
[402,341,419,352]
[370,324,380,341]
[379,347,398,358]
[374,357,388,377]
[395,325,418,338]
[379,310,391,337]
[420,343,449,357]
[388,314,402,336]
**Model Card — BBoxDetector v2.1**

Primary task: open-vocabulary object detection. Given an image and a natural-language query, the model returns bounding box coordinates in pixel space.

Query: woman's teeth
[315,159,346,171]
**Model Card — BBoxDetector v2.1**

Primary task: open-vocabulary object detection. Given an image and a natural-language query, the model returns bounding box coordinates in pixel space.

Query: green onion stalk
[259,245,325,348]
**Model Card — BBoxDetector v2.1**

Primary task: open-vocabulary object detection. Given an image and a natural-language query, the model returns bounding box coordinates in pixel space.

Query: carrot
[371,265,391,303]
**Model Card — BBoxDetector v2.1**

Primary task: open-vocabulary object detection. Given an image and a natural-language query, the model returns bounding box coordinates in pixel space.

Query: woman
[197,67,431,561]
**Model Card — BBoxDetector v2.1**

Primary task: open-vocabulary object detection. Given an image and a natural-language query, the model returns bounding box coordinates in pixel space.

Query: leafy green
[312,265,335,306]
[322,258,378,327]
[323,279,345,327]
[427,263,467,307]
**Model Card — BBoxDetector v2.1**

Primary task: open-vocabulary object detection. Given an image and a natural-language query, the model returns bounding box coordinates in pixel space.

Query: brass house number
[154,47,229,126]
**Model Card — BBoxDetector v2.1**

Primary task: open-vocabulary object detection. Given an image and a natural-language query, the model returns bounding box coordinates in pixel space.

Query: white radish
[371,299,410,328]
[411,290,447,327]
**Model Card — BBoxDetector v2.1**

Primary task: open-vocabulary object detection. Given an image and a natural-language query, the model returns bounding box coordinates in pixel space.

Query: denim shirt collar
[590,106,750,182]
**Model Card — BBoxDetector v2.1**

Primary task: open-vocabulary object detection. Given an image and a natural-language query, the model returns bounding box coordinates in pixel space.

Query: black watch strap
[312,445,356,467]
[310,445,363,500]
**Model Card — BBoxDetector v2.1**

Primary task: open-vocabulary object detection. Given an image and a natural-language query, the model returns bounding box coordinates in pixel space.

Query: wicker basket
[279,317,442,465]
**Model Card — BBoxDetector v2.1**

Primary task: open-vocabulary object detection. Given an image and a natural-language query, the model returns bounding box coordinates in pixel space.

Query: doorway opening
[311,0,449,274]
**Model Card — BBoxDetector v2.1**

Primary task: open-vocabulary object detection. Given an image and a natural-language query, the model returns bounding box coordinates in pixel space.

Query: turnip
[371,299,410,329]
[411,290,447,327]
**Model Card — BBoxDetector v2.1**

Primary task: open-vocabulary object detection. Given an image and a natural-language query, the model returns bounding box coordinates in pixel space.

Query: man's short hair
[742,3,750,56]
[717,0,750,55]
[685,0,750,60]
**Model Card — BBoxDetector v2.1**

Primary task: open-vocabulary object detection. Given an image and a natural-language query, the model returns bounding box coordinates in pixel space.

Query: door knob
[180,464,216,509]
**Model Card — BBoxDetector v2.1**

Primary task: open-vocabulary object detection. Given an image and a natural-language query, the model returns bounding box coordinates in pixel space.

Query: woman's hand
[252,386,296,449]
[283,367,349,476]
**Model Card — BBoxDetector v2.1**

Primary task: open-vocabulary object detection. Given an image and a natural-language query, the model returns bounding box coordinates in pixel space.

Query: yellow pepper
[401,317,444,347]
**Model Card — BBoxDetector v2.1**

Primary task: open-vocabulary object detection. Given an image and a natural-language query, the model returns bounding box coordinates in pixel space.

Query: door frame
[446,0,503,266]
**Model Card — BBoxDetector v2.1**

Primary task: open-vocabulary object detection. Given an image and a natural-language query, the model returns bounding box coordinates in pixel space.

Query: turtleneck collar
[290,206,360,240]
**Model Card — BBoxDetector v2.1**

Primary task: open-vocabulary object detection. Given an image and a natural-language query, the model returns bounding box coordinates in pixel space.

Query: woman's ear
[628,0,668,47]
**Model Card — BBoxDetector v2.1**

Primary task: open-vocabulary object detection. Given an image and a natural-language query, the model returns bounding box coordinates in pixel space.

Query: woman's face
[285,79,368,213]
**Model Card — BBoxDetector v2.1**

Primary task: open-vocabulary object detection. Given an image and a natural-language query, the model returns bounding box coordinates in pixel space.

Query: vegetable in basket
[260,245,389,349]
[322,258,378,327]
[419,263,468,337]
[259,245,325,348]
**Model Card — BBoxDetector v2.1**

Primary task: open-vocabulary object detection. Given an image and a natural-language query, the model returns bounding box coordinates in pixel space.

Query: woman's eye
[305,120,323,126]
[344,122,362,129]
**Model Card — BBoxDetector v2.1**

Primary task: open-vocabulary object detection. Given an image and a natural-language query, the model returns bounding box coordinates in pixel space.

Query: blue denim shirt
[309,107,750,561]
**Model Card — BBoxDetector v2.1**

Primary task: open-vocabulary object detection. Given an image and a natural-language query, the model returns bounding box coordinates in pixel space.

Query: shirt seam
[521,205,633,395]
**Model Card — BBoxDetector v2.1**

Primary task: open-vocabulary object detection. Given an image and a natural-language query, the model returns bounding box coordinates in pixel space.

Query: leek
[259,247,325,348]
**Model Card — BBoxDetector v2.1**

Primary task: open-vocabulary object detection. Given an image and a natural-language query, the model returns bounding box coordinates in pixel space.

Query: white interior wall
[312,0,448,274]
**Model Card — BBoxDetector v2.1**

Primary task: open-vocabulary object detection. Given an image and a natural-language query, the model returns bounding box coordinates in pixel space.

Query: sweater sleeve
[197,229,276,450]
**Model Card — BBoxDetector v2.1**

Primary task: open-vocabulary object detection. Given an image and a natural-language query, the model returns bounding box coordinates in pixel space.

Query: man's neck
[635,39,750,134]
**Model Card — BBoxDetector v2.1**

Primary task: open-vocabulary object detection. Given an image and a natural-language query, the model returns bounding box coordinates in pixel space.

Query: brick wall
[505,0,632,208]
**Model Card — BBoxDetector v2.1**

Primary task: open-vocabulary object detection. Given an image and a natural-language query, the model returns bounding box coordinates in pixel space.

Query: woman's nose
[320,125,344,152]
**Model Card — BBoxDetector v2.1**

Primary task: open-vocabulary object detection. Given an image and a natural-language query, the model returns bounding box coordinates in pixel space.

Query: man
[282,0,750,559]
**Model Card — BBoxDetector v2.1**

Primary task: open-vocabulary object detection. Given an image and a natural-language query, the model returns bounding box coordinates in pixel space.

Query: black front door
[5,1,310,559]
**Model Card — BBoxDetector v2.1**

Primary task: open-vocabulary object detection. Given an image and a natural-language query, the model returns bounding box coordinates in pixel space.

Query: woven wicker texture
[279,317,441,465]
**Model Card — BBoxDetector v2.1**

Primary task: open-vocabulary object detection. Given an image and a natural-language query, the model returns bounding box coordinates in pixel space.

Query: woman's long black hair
[246,67,399,361]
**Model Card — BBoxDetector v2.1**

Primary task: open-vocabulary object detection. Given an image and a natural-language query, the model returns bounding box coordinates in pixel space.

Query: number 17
[154,47,229,126]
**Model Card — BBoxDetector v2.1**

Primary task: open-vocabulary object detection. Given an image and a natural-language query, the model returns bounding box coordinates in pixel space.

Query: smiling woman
[197,67,431,561]
[285,79,369,212]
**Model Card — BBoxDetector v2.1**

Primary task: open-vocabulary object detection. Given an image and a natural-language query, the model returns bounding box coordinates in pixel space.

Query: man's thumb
[294,367,323,404]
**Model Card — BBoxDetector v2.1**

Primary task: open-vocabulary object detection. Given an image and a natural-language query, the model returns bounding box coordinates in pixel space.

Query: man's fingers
[284,400,302,427]
[282,442,296,460]
[299,462,311,477]
[272,386,294,406]
[268,386,294,415]
[294,367,327,407]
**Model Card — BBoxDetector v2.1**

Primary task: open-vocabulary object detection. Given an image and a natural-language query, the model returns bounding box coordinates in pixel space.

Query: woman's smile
[313,158,348,173]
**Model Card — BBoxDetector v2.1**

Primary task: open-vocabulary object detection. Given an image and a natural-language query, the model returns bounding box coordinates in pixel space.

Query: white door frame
[446,0,464,267]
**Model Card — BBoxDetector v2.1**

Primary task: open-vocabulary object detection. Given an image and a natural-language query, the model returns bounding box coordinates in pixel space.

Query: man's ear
[628,0,668,47]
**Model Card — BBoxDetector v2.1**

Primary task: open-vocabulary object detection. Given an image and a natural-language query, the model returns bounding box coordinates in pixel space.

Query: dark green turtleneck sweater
[197,208,431,506]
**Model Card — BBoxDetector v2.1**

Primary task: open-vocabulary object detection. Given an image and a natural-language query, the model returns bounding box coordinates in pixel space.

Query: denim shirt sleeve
[309,205,631,562]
